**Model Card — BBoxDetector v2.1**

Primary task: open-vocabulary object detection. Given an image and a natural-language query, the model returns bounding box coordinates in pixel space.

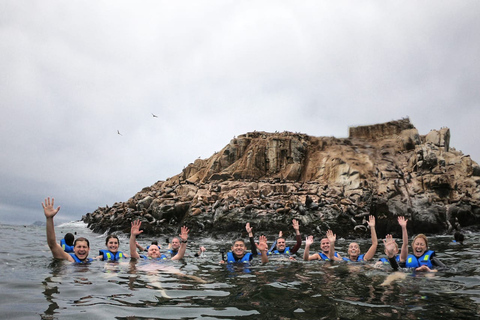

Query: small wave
[58,220,88,228]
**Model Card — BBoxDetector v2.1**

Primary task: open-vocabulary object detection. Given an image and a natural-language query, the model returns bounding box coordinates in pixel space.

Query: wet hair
[454,232,465,244]
[105,234,119,246]
[74,237,90,248]
[64,233,75,246]
[412,234,428,248]
[232,239,246,246]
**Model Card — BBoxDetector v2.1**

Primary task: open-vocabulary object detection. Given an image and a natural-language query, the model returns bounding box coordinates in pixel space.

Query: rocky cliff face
[82,118,480,239]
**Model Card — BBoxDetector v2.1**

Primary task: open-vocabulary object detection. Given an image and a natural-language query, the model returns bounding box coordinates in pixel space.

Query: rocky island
[82,118,480,239]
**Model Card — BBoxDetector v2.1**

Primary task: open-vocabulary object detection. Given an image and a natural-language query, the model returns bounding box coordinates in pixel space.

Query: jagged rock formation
[82,118,480,239]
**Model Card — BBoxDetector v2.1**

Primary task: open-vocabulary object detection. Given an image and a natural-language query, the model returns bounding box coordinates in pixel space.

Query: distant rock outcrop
[82,118,480,239]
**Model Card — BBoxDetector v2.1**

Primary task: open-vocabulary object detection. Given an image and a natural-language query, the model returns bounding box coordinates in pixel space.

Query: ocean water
[0,222,479,320]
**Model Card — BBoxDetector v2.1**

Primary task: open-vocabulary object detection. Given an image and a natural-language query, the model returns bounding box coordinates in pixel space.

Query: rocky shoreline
[82,118,480,239]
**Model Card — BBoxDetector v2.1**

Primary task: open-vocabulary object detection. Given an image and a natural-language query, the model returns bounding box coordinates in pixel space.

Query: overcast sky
[1,1,479,225]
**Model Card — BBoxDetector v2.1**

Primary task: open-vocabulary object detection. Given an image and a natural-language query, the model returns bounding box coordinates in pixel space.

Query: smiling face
[348,242,360,259]
[412,235,428,257]
[171,237,181,250]
[106,236,119,253]
[231,240,247,258]
[320,238,330,254]
[73,240,90,261]
[147,245,161,258]
[276,238,286,251]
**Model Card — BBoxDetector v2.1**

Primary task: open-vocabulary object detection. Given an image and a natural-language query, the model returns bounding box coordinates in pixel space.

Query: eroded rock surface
[82,118,480,239]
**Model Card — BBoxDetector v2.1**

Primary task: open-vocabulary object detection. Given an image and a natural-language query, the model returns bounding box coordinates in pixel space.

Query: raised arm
[246,223,258,255]
[255,235,269,264]
[383,234,400,271]
[194,246,206,257]
[171,226,189,260]
[268,231,281,252]
[326,230,337,261]
[303,235,319,261]
[398,216,408,262]
[43,198,72,261]
[129,220,143,259]
[363,215,378,261]
[290,219,302,254]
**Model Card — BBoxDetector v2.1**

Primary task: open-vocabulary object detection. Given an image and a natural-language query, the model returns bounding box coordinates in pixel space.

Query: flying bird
[152,113,158,118]
[117,130,122,136]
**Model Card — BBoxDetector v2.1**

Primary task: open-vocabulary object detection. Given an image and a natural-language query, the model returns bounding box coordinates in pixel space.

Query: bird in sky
[117,130,122,136]
[152,113,158,118]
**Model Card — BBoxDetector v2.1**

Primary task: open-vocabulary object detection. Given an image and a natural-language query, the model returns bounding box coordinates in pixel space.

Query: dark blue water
[0,222,479,319]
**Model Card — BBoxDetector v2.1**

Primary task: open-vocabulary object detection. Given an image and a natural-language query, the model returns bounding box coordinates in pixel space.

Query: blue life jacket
[60,239,74,253]
[343,254,365,262]
[378,255,400,264]
[139,254,167,260]
[405,250,434,268]
[319,252,340,261]
[227,252,252,263]
[99,249,125,261]
[268,246,291,256]
[69,253,93,264]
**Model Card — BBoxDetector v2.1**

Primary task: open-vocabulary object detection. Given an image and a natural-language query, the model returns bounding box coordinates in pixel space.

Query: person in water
[129,220,189,261]
[454,232,465,245]
[402,233,446,272]
[164,237,182,257]
[220,223,269,264]
[42,197,92,263]
[136,240,160,252]
[328,215,378,262]
[60,232,75,253]
[303,234,343,261]
[267,219,302,257]
[95,234,129,261]
[375,216,408,267]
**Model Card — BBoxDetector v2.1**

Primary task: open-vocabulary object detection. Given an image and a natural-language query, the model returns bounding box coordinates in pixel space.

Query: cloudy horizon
[1,1,479,225]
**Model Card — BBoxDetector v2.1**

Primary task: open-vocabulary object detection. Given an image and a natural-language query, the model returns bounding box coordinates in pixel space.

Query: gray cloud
[1,1,479,224]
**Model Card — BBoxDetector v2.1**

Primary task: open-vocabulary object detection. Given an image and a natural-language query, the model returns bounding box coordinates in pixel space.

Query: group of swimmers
[43,197,448,272]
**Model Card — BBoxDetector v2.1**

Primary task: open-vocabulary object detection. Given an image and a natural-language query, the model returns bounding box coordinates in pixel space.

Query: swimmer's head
[64,233,74,246]
[73,237,90,260]
[320,238,331,253]
[171,237,181,250]
[348,242,361,258]
[276,237,286,251]
[105,235,120,253]
[147,244,161,258]
[412,234,428,257]
[384,240,398,255]
[231,239,247,257]
[454,232,465,244]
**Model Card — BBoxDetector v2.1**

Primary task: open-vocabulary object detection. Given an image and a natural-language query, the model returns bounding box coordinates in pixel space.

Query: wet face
[171,238,181,250]
[348,242,360,258]
[232,241,246,258]
[74,240,90,260]
[412,238,427,257]
[276,238,286,251]
[147,245,161,258]
[106,238,119,253]
[320,238,330,253]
